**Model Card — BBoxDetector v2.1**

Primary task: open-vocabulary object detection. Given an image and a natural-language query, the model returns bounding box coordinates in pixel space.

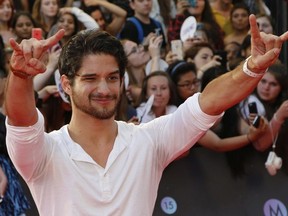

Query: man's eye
[83,77,96,81]
[108,75,119,81]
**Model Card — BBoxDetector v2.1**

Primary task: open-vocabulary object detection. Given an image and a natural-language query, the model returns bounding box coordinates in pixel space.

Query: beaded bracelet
[243,56,268,78]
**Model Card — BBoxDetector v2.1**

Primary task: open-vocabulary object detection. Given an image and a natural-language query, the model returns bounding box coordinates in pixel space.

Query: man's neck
[68,112,118,167]
[134,13,150,24]
[68,112,118,147]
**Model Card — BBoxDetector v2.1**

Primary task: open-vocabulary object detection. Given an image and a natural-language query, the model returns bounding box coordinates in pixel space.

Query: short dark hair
[166,61,197,84]
[11,11,37,30]
[58,29,127,81]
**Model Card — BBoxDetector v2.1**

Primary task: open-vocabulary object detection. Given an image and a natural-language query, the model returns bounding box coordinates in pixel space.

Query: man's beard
[72,91,120,120]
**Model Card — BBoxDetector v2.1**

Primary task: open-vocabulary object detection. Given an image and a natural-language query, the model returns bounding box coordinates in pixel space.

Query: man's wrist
[10,65,33,79]
[243,56,268,78]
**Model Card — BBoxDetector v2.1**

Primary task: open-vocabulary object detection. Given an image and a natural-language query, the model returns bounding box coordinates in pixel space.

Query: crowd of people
[0,0,288,215]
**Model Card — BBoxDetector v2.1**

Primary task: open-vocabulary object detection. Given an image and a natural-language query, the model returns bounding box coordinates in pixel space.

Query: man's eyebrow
[76,70,120,77]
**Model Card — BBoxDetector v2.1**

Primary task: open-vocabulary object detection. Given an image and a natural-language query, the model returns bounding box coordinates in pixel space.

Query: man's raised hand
[9,29,65,77]
[249,14,288,73]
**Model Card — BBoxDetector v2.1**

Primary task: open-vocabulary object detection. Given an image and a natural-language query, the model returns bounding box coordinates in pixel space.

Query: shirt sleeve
[5,109,51,181]
[145,93,224,166]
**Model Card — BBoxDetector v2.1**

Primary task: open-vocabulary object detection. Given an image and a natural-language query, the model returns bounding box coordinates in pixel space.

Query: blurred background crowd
[0,0,287,215]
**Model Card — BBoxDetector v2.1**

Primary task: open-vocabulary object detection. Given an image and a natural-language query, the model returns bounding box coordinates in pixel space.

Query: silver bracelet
[243,56,268,78]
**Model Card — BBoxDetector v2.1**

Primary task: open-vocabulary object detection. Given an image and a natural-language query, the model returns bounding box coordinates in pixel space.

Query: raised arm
[83,0,127,36]
[5,30,65,126]
[253,100,288,151]
[60,7,99,30]
[199,14,288,115]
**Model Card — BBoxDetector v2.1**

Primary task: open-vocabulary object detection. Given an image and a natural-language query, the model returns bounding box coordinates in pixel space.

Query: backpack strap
[128,17,144,43]
[128,17,162,43]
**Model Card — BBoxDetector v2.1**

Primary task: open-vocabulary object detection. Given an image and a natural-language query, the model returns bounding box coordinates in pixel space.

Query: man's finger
[280,31,288,42]
[9,38,21,52]
[43,29,65,50]
[249,14,261,41]
[259,48,280,66]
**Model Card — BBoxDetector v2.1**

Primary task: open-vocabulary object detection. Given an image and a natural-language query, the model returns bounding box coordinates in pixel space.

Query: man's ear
[61,75,71,95]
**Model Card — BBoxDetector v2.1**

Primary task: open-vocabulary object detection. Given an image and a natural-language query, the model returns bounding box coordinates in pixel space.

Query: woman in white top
[136,71,177,123]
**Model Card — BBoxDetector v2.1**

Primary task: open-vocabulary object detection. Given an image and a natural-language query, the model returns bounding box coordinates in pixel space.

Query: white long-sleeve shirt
[6,93,222,216]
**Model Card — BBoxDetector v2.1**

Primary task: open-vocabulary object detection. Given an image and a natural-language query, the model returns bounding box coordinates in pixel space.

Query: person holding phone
[118,0,167,52]
[239,63,288,153]
[166,60,267,154]
[4,15,288,215]
[184,42,224,81]
[168,0,224,50]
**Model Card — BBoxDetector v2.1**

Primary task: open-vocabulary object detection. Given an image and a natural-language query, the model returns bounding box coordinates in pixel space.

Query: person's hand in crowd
[9,30,65,78]
[148,35,163,59]
[126,85,142,106]
[83,0,105,7]
[274,100,288,124]
[165,50,178,65]
[142,32,157,49]
[198,55,222,73]
[249,15,288,73]
[176,0,190,15]
[37,85,60,102]
[248,115,268,143]
[248,113,258,125]
[59,7,73,14]
[47,45,61,71]
[127,116,140,125]
[0,166,7,200]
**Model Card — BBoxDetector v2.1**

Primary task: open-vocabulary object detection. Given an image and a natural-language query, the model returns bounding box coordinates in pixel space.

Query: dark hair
[184,42,215,61]
[267,63,288,94]
[255,63,288,117]
[83,5,104,18]
[166,61,197,84]
[230,2,250,18]
[59,29,127,81]
[59,12,79,37]
[166,61,197,106]
[184,0,224,50]
[256,13,275,33]
[11,11,37,29]
[138,71,177,106]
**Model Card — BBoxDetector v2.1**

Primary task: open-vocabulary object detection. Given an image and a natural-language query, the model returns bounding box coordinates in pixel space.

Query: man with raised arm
[5,15,288,215]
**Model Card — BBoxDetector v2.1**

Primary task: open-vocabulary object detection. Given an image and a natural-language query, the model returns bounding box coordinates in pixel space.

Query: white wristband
[243,56,268,78]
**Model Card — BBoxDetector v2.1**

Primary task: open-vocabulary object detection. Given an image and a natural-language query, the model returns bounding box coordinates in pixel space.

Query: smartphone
[32,28,43,40]
[248,102,258,114]
[171,40,183,60]
[155,28,161,37]
[214,50,227,69]
[252,115,261,128]
[188,0,197,7]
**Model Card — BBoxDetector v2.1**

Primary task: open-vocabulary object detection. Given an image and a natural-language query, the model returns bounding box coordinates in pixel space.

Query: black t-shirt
[119,17,166,48]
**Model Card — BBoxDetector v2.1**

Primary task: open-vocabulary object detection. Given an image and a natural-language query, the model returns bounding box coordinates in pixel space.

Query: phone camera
[265,151,282,176]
